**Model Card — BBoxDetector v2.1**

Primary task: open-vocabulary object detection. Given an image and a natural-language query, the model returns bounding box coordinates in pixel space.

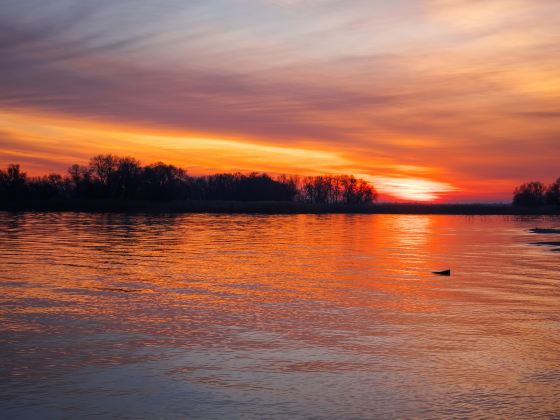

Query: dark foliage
[0,164,28,199]
[27,174,67,199]
[0,155,377,205]
[546,177,560,206]
[300,175,377,204]
[200,172,298,201]
[512,181,549,207]
[512,177,560,208]
[139,162,190,200]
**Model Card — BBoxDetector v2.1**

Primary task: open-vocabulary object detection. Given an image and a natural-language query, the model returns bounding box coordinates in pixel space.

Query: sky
[1,0,559,201]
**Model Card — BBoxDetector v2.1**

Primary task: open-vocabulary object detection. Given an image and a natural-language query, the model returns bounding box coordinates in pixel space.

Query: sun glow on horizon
[359,175,458,202]
[0,108,464,202]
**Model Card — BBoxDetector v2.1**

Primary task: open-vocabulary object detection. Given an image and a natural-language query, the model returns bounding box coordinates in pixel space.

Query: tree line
[0,154,378,205]
[513,178,560,207]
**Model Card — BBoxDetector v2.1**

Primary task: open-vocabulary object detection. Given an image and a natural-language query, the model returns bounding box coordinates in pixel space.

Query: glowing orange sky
[1,0,559,201]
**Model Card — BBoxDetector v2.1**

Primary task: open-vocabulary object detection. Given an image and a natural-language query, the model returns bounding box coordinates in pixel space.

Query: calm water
[1,212,559,419]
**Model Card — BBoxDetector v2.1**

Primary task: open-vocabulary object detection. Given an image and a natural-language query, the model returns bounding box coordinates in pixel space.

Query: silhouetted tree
[300,175,377,205]
[114,157,142,198]
[86,154,143,198]
[204,173,239,200]
[546,177,560,206]
[27,174,66,199]
[67,164,93,198]
[0,164,28,199]
[89,154,118,189]
[140,162,189,200]
[237,173,297,201]
[0,156,378,205]
[342,176,378,204]
[275,174,299,201]
[512,181,546,207]
[302,176,331,204]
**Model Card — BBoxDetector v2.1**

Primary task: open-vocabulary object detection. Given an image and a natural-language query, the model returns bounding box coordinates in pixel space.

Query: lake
[1,212,559,418]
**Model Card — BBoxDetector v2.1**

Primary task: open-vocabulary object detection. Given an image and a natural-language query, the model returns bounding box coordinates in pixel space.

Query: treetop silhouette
[0,154,378,205]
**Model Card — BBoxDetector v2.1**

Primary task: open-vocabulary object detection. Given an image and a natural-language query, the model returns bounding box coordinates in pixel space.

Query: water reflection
[0,213,559,418]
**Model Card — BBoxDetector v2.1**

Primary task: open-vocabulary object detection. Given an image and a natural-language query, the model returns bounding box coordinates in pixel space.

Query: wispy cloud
[0,0,559,200]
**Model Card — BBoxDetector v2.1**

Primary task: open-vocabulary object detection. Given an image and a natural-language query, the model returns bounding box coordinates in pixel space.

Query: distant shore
[1,199,560,215]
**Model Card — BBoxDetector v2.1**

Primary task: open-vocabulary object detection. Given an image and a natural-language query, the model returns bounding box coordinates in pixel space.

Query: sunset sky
[1,0,559,201]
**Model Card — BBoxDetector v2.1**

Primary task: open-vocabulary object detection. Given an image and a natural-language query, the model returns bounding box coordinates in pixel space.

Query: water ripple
[1,212,559,418]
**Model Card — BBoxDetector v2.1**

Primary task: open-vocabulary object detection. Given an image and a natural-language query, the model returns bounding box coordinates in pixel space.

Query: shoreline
[1,199,560,215]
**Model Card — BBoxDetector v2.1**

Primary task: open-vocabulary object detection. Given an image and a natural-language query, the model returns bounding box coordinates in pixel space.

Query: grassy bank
[1,199,560,215]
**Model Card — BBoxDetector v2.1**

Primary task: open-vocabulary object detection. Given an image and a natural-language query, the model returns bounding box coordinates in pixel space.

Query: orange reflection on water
[1,213,559,417]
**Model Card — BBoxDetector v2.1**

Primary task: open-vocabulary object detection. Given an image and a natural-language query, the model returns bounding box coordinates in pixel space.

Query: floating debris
[432,269,451,276]
[530,241,560,247]
[96,287,138,293]
[529,228,560,234]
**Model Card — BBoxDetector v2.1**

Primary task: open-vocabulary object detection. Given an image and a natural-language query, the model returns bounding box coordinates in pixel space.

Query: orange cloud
[0,109,461,201]
[0,109,351,173]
